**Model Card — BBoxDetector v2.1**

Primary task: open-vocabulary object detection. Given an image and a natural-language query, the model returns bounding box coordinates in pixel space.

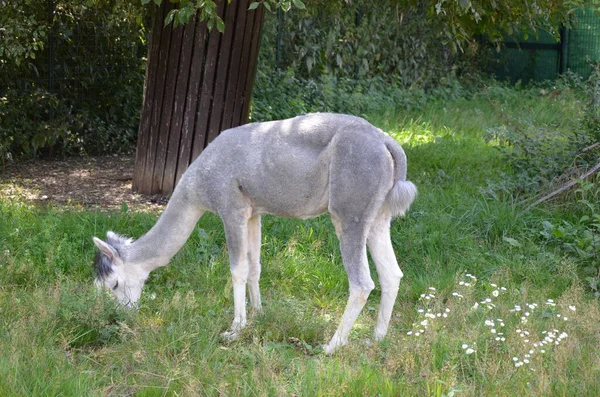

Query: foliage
[250,69,471,122]
[0,0,147,159]
[259,0,467,86]
[428,0,591,49]
[483,82,595,194]
[539,180,600,296]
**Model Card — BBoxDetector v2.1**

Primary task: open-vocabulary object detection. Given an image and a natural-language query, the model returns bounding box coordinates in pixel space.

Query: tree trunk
[133,0,264,194]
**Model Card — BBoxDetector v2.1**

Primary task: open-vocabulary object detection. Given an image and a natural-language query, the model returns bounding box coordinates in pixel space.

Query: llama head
[92,232,147,307]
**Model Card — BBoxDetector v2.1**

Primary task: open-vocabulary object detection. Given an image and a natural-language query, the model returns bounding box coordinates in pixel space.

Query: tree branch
[521,159,600,214]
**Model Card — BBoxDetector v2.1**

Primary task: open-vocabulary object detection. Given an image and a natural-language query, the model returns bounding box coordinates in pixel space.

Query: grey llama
[93,113,417,354]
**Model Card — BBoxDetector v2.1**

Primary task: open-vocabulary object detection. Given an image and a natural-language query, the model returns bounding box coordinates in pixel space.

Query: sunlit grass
[0,87,599,395]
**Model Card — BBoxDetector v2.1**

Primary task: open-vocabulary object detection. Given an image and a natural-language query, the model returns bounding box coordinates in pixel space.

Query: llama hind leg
[367,215,403,341]
[324,222,375,354]
[222,214,250,340]
[247,215,262,314]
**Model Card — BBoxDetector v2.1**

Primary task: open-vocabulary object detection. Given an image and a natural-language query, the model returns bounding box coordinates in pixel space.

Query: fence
[494,9,600,83]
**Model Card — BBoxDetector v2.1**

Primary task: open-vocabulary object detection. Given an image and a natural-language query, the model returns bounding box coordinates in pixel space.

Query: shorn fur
[92,113,417,354]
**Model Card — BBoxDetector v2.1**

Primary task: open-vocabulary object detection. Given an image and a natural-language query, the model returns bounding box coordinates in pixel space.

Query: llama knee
[230,263,249,284]
[350,279,375,303]
[380,267,403,293]
[248,263,261,283]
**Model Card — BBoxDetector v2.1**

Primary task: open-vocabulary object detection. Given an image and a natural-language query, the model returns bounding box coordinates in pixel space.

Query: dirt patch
[0,155,167,212]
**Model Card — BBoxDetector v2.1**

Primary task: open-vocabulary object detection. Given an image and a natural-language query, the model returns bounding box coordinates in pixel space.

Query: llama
[92,113,417,354]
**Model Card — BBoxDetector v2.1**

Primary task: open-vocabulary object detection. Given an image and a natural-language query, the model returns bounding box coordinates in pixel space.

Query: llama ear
[93,236,120,262]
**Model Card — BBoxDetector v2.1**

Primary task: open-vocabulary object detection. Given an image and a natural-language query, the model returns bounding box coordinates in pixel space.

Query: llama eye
[112,281,119,290]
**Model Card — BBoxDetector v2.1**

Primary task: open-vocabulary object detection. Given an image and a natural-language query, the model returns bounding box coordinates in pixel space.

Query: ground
[0,155,167,211]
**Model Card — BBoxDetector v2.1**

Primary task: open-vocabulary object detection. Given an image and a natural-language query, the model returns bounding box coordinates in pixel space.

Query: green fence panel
[567,9,600,79]
[492,8,600,83]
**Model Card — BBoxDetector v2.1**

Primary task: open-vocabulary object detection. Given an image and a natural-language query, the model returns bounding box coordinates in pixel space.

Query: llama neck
[126,191,204,272]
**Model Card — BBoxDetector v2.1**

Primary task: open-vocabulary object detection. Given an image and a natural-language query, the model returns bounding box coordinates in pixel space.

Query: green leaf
[502,236,521,247]
[153,0,162,5]
[165,9,177,27]
[292,0,305,9]
[248,2,260,10]
[216,17,225,33]
[141,0,152,4]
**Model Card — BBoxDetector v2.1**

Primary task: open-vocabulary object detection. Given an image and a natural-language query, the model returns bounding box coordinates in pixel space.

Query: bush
[539,180,600,296]
[0,0,147,160]
[250,69,472,122]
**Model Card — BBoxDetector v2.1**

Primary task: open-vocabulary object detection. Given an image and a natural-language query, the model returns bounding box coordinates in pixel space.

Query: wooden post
[133,0,264,194]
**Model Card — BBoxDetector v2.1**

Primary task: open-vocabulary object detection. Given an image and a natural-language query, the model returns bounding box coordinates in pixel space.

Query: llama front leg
[247,215,262,314]
[222,216,250,340]
[367,216,403,341]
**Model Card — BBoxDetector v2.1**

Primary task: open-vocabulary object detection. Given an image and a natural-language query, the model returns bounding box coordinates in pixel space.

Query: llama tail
[386,180,417,217]
[384,138,417,217]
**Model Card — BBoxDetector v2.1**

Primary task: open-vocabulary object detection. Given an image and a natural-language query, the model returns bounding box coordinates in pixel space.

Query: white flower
[465,348,475,355]
[485,320,494,326]
[568,305,576,311]
[420,320,428,326]
[428,287,437,291]
[462,344,469,349]
[490,283,497,287]
[512,357,519,362]
[452,292,464,298]
[407,331,413,335]
[492,290,499,297]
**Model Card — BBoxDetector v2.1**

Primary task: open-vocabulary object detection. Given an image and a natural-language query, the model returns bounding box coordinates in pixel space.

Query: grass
[1,85,599,396]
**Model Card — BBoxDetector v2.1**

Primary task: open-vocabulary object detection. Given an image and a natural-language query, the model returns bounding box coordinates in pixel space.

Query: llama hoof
[322,343,336,355]
[323,340,346,355]
[249,307,263,317]
[221,330,240,342]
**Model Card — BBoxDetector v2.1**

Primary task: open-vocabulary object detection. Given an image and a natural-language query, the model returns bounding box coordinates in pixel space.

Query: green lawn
[1,87,599,396]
